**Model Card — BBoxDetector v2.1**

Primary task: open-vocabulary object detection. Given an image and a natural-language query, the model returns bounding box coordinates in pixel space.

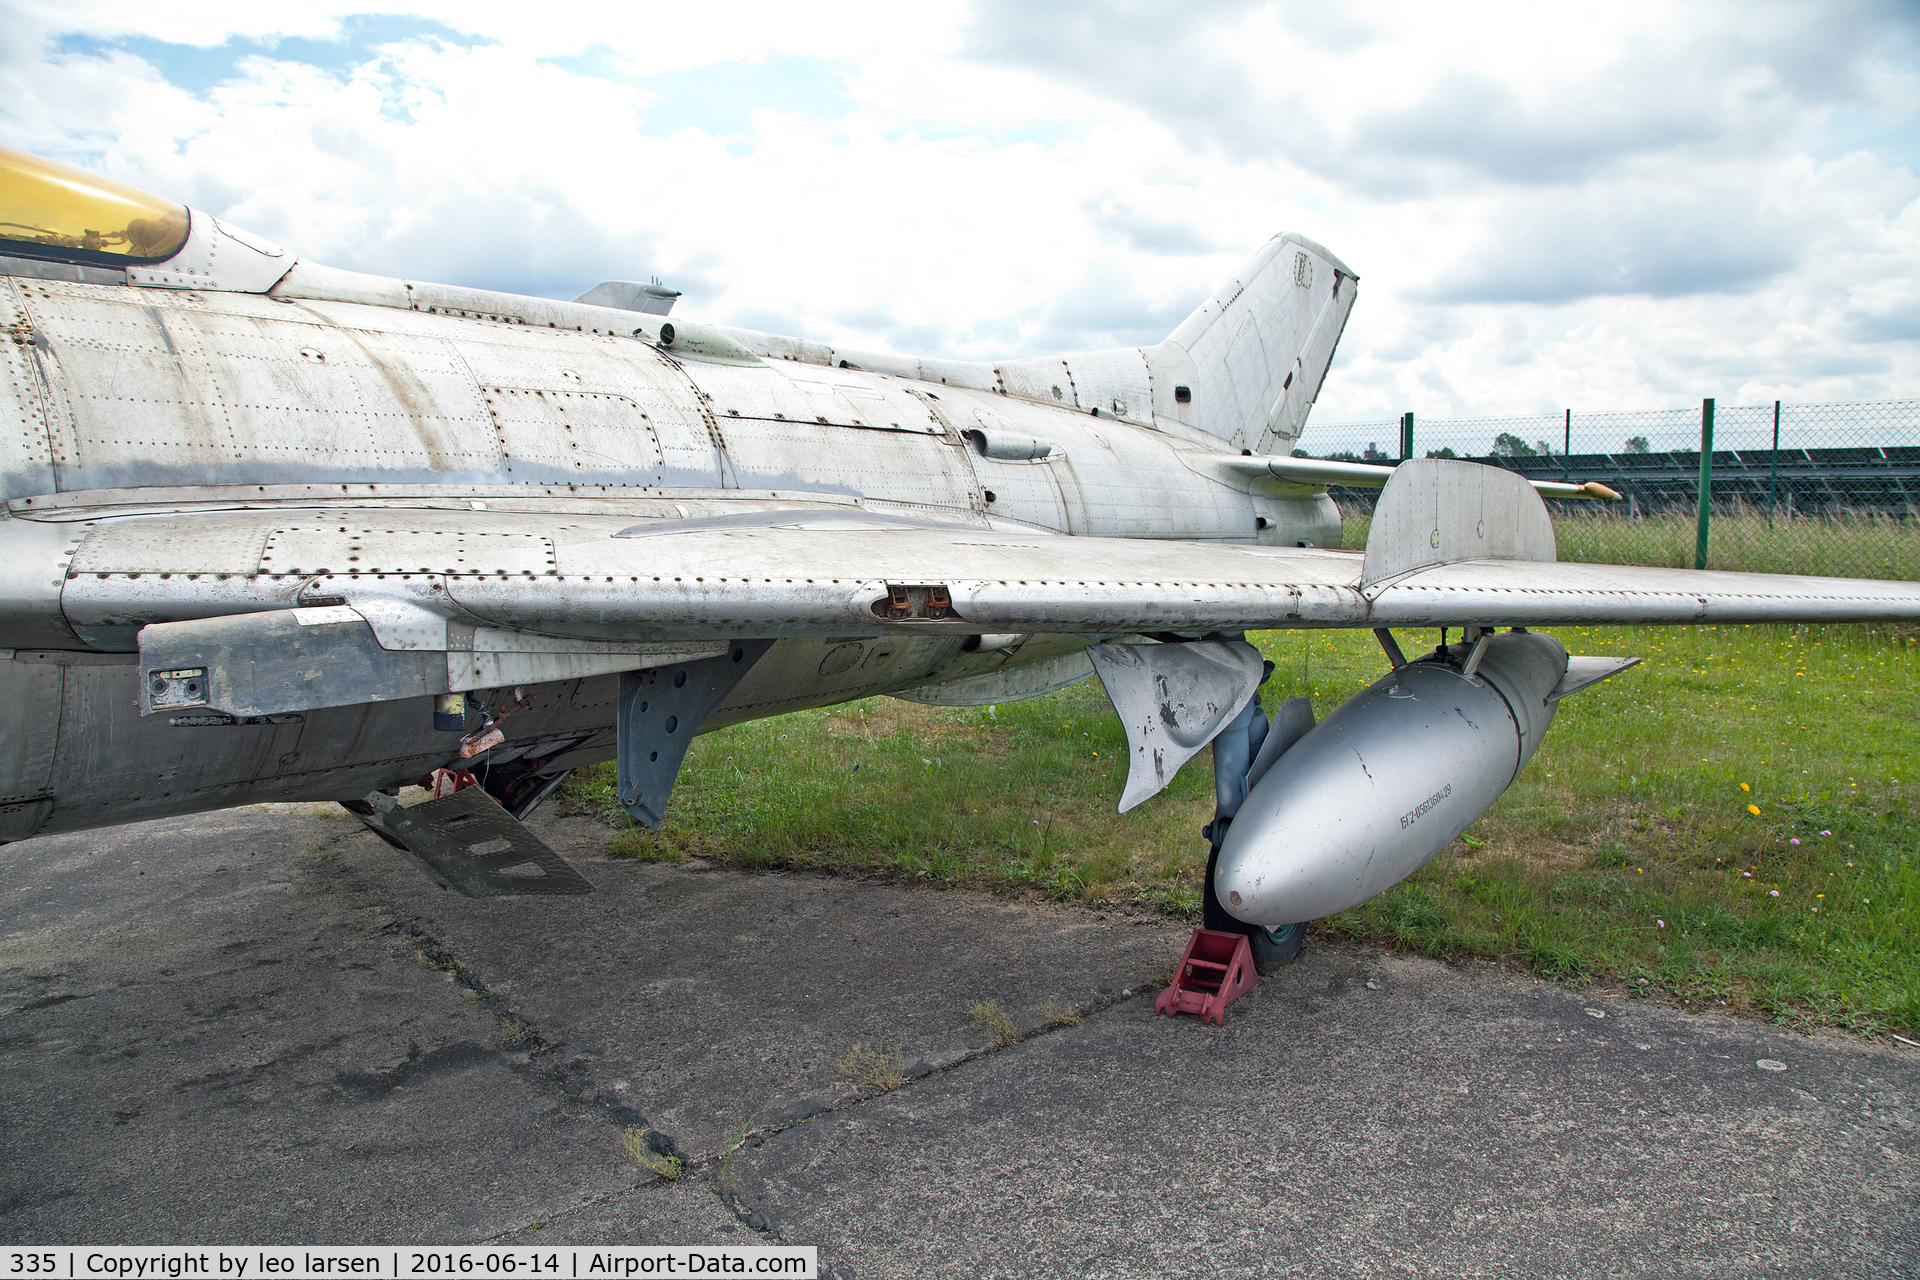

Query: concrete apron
[1,804,1915,1277]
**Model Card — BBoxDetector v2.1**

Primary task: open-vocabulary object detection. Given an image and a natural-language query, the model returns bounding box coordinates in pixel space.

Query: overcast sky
[3,0,1916,428]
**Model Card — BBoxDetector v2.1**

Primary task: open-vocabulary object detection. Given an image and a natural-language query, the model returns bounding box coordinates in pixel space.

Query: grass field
[566,515,1920,1037]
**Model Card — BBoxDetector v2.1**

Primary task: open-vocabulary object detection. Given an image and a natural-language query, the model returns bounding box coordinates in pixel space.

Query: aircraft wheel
[1202,833,1305,974]
[1200,836,1240,933]
[1246,921,1305,972]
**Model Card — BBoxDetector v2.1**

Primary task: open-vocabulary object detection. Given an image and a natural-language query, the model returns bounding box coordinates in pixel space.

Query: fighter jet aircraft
[3,144,1916,965]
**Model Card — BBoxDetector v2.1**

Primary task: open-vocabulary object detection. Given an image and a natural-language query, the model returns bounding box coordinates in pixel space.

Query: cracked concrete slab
[394,809,1184,1157]
[3,804,1916,1276]
[730,947,1920,1276]
[0,806,723,1243]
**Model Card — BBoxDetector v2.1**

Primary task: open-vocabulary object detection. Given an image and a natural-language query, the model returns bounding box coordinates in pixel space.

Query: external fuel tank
[1215,630,1569,926]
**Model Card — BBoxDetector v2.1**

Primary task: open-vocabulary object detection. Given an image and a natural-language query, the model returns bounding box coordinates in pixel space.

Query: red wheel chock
[430,768,480,798]
[1154,928,1259,1025]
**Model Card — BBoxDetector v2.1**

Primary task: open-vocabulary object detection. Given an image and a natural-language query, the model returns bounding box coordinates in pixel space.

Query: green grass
[835,1043,906,1091]
[566,513,1920,1038]
[1332,618,1920,1037]
[569,679,1211,914]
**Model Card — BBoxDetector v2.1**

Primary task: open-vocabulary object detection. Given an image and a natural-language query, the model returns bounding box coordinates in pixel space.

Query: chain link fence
[1307,399,1920,580]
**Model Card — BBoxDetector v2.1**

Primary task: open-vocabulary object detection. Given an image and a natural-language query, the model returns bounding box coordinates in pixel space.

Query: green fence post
[1695,398,1715,570]
[1562,409,1570,483]
[1400,411,1414,462]
[1767,399,1780,527]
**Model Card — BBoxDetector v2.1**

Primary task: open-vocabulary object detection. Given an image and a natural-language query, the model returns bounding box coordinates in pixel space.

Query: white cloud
[0,0,1913,430]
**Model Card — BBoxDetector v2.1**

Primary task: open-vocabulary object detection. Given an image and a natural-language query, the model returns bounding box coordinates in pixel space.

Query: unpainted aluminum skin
[0,167,1916,924]
[1216,630,1566,926]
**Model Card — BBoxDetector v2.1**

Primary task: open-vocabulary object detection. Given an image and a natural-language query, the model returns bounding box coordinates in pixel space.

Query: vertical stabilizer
[1150,234,1358,455]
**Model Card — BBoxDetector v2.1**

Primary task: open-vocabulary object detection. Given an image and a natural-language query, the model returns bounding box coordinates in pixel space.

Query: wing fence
[1307,399,1920,580]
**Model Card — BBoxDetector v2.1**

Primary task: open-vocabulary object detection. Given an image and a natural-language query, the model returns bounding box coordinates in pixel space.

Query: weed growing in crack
[969,999,1021,1047]
[715,1114,756,1190]
[621,1127,682,1180]
[835,1043,905,1091]
[496,1016,524,1041]
[414,950,458,974]
[1041,998,1081,1026]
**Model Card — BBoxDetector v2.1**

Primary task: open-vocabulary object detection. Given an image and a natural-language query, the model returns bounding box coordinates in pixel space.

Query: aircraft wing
[68,501,1920,658]
[49,454,1918,723]
[1360,557,1920,626]
[428,517,1920,635]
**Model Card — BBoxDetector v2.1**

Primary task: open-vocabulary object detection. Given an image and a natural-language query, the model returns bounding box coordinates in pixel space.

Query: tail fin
[1153,234,1357,455]
[986,233,1357,454]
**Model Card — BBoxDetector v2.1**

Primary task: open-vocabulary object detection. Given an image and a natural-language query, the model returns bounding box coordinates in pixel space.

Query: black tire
[1201,837,1241,933]
[1201,832,1305,974]
[1247,922,1305,972]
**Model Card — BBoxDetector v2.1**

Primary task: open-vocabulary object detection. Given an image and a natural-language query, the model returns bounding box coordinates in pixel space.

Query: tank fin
[1244,695,1316,795]
[1550,654,1643,700]
[1088,639,1265,814]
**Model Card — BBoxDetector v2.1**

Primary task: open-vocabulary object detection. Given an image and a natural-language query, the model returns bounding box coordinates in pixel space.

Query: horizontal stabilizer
[1208,454,1619,500]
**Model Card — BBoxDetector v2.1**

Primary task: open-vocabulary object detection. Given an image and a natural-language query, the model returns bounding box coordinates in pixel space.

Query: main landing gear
[1201,663,1312,975]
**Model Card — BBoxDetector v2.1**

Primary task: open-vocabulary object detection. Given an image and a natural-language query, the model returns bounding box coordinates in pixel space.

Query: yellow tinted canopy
[0,144,188,265]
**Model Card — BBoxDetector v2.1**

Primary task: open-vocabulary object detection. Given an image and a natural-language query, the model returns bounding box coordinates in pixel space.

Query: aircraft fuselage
[0,271,1337,839]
